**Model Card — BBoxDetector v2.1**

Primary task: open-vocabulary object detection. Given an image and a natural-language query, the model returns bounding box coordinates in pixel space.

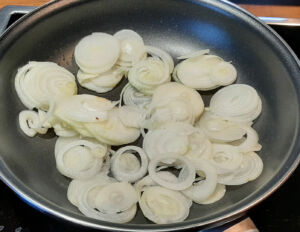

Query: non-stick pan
[0,0,299,231]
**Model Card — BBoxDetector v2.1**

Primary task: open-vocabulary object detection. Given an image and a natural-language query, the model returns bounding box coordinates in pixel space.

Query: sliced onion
[143,128,189,159]
[120,83,151,108]
[77,181,137,223]
[128,57,171,95]
[18,110,50,137]
[185,129,212,163]
[209,84,262,122]
[144,97,196,129]
[67,172,115,207]
[217,152,263,185]
[52,122,77,137]
[173,53,237,91]
[83,107,141,145]
[146,45,174,73]
[206,144,244,174]
[148,155,195,190]
[114,29,147,67]
[74,32,120,74]
[111,146,148,183]
[182,160,218,203]
[93,182,138,214]
[150,82,204,121]
[18,110,40,137]
[54,94,115,123]
[15,61,77,110]
[233,126,262,152]
[198,184,226,204]
[177,49,210,60]
[197,111,247,143]
[139,186,192,224]
[77,67,124,93]
[54,136,107,179]
[117,105,145,128]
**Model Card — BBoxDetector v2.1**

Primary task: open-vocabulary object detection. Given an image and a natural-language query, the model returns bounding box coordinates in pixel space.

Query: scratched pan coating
[0,0,300,231]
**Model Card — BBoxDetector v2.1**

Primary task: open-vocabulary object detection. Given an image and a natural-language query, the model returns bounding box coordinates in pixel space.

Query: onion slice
[182,160,218,203]
[209,84,262,122]
[54,136,107,179]
[15,61,77,110]
[148,155,195,190]
[74,32,120,74]
[111,146,148,183]
[139,186,192,224]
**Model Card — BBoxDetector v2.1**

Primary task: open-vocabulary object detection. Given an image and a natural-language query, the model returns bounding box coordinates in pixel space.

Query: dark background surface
[1,7,300,232]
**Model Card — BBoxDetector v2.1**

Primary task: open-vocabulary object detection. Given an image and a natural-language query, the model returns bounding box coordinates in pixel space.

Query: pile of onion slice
[173,50,237,90]
[14,28,265,225]
[15,61,77,110]
[54,136,108,179]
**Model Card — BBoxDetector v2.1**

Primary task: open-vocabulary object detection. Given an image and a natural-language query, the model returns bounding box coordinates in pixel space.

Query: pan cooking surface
[0,0,299,231]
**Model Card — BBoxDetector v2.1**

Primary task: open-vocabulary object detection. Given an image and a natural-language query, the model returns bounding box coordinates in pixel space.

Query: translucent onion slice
[177,49,210,60]
[139,186,192,224]
[77,181,137,223]
[93,182,138,214]
[185,129,212,163]
[217,152,263,185]
[233,126,262,152]
[209,84,262,122]
[173,53,237,90]
[15,61,77,110]
[83,107,141,145]
[144,97,196,129]
[134,171,177,198]
[148,155,195,190]
[207,144,244,175]
[197,111,247,143]
[67,172,115,207]
[19,110,50,137]
[182,160,218,203]
[111,146,148,183]
[150,82,204,121]
[52,122,77,137]
[74,32,120,74]
[120,84,151,108]
[18,110,40,137]
[198,184,226,204]
[146,46,174,73]
[54,94,115,123]
[77,67,124,93]
[114,29,147,67]
[54,136,107,179]
[128,57,171,95]
[143,128,189,159]
[117,105,145,128]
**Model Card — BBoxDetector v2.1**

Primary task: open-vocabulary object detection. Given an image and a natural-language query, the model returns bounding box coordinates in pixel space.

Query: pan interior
[0,0,299,230]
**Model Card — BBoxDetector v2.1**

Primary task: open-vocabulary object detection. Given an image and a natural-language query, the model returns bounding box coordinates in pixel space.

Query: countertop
[1,0,300,18]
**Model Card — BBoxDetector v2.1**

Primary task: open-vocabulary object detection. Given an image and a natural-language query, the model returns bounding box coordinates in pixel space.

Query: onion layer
[54,136,108,179]
[139,186,192,224]
[111,146,148,183]
[209,84,262,122]
[74,32,120,74]
[148,155,195,190]
[15,61,77,110]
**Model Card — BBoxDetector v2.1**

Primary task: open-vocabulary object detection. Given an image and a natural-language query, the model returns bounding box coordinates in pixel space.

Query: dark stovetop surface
[0,7,300,232]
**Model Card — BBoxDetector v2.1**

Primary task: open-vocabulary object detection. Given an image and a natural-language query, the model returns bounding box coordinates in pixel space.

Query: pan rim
[0,0,300,231]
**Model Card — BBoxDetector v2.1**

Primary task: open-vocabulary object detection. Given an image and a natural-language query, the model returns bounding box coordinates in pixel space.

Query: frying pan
[0,0,299,231]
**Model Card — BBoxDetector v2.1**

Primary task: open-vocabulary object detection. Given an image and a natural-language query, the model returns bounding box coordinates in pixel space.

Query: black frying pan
[0,0,299,231]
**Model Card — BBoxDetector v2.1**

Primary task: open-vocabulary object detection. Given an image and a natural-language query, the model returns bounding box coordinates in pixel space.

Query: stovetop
[0,5,299,232]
